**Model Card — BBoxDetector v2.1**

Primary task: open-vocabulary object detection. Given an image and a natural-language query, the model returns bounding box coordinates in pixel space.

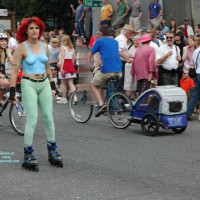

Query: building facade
[92,0,200,34]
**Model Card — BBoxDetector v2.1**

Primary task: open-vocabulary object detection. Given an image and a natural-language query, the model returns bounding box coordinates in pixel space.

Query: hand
[176,56,181,62]
[148,73,152,81]
[52,90,56,99]
[0,73,5,79]
[9,96,17,105]
[126,58,132,63]
[70,4,73,8]
[132,76,135,84]
[166,51,173,57]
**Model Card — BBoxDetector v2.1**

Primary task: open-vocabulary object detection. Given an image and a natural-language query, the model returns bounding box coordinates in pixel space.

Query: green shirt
[117,2,126,17]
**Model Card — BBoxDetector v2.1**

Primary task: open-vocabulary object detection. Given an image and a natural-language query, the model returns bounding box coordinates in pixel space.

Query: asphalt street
[0,101,200,200]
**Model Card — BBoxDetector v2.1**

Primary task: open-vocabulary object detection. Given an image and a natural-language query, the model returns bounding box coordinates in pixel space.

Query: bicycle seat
[109,76,120,82]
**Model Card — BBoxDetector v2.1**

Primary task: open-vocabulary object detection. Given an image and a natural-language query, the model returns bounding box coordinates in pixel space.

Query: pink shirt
[131,45,157,80]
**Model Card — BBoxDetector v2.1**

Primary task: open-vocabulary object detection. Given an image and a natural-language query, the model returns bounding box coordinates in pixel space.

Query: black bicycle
[0,87,25,136]
[69,77,132,127]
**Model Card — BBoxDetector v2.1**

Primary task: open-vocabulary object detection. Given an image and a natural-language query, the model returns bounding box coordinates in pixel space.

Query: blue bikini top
[22,41,48,74]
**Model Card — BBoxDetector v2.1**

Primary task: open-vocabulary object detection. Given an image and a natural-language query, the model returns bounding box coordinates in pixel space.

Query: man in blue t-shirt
[70,0,85,37]
[148,0,162,29]
[88,25,122,117]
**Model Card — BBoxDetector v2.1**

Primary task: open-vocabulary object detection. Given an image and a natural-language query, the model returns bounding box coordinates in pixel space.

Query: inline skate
[22,146,39,172]
[47,142,63,167]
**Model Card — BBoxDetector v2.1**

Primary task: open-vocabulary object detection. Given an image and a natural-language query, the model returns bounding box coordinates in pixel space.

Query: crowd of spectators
[1,0,200,120]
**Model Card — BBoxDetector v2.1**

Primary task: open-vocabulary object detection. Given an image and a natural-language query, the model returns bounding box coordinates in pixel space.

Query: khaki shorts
[91,70,122,89]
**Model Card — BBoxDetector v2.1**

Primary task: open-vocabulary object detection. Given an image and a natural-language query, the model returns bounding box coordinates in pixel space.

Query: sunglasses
[166,37,173,39]
[52,42,58,43]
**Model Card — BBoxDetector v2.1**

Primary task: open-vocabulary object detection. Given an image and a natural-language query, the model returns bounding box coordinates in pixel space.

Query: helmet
[0,33,8,40]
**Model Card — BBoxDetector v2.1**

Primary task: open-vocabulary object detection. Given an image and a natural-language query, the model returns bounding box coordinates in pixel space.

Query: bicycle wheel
[107,92,132,129]
[9,101,25,136]
[69,90,93,123]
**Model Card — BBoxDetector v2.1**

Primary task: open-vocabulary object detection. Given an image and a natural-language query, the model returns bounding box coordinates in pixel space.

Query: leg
[47,141,63,167]
[187,75,200,118]
[21,80,39,171]
[0,78,9,104]
[112,16,126,29]
[21,79,38,146]
[37,79,55,142]
[37,80,63,167]
[124,63,132,97]
[22,146,39,172]
[133,17,140,31]
[79,20,85,37]
[129,16,134,30]
[68,78,76,94]
[57,79,68,104]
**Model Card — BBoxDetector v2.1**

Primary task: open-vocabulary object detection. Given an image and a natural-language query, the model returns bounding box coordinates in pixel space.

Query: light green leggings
[21,78,55,145]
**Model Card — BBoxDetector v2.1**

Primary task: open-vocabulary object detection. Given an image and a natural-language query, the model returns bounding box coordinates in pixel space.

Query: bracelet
[50,81,56,90]
[9,87,16,100]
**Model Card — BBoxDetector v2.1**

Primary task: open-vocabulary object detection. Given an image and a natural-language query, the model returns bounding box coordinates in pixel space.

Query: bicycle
[69,77,132,128]
[0,85,25,136]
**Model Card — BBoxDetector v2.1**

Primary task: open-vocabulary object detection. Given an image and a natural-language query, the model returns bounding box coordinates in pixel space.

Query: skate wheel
[22,163,39,172]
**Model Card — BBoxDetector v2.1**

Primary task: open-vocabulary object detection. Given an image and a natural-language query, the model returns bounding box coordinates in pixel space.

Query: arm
[70,4,76,15]
[44,44,53,82]
[6,48,13,64]
[9,45,23,88]
[60,46,65,72]
[156,50,172,66]
[182,46,188,61]
[156,5,163,20]
[79,7,85,21]
[119,51,132,63]
[116,0,120,12]
[123,2,129,17]
[137,4,142,19]
[106,5,113,19]
[148,49,156,81]
[9,45,24,102]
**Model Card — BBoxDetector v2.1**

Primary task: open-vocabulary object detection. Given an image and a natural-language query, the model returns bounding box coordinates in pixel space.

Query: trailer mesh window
[169,101,182,112]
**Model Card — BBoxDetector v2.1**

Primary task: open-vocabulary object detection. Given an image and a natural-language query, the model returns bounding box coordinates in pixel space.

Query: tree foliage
[0,0,77,30]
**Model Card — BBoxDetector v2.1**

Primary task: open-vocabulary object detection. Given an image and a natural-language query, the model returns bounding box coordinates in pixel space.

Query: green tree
[0,0,76,30]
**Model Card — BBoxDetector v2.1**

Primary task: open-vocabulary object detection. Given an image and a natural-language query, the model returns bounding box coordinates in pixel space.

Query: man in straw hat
[115,24,134,92]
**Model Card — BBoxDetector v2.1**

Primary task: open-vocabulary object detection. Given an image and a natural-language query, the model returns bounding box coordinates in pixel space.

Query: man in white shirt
[156,31,181,86]
[115,24,133,91]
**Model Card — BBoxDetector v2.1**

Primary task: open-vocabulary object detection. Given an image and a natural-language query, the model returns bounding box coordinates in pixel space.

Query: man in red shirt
[180,69,194,95]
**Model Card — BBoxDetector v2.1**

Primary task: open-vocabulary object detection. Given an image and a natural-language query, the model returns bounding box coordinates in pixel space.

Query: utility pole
[189,0,195,28]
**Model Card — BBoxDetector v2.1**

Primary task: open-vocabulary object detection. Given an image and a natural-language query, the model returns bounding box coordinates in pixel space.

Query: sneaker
[57,98,68,104]
[73,95,77,105]
[187,116,193,121]
[95,104,107,117]
[56,96,62,100]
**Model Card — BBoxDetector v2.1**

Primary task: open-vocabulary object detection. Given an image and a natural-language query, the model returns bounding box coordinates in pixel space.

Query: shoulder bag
[189,50,200,78]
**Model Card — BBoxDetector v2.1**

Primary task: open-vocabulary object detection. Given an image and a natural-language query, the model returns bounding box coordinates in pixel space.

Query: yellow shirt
[101,4,113,21]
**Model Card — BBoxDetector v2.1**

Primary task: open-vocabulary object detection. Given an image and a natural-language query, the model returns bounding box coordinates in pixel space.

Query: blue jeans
[77,20,85,37]
[187,74,200,117]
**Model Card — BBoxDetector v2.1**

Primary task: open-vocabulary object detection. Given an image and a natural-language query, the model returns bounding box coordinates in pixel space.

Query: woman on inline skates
[9,17,63,172]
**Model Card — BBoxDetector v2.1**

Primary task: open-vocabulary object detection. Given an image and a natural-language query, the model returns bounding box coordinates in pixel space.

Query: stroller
[107,85,188,136]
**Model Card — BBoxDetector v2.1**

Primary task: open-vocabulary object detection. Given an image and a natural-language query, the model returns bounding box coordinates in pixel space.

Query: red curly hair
[16,16,45,43]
